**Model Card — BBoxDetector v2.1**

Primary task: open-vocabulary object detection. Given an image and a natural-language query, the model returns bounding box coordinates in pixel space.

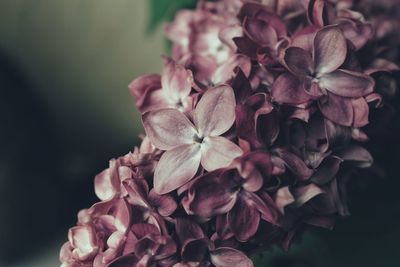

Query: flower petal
[143,108,197,150]
[128,74,162,113]
[283,47,314,77]
[148,189,178,217]
[314,26,347,74]
[212,54,251,84]
[193,85,236,137]
[319,92,354,126]
[335,144,373,168]
[352,97,369,127]
[154,144,201,194]
[293,184,325,207]
[228,195,260,241]
[275,186,295,214]
[210,247,253,267]
[161,58,193,102]
[319,69,374,97]
[271,73,311,104]
[183,170,238,219]
[201,136,243,171]
[243,17,278,47]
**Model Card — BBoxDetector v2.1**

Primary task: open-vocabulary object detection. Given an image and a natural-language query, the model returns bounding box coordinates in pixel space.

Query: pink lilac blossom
[61,0,400,266]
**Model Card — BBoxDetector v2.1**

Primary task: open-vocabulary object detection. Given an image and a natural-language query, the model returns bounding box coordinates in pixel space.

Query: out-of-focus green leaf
[147,0,197,32]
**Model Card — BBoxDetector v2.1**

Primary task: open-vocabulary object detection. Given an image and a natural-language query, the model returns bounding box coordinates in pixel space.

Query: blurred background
[0,1,399,267]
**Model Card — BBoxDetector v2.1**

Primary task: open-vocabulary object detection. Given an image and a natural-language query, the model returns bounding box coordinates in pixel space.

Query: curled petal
[271,73,311,104]
[154,144,201,194]
[335,145,373,168]
[212,54,251,84]
[183,171,238,219]
[310,156,343,185]
[175,218,205,244]
[210,247,253,267]
[161,58,193,102]
[275,186,295,214]
[319,70,374,97]
[319,92,354,127]
[283,47,314,76]
[128,74,162,113]
[194,85,236,137]
[276,150,313,180]
[293,184,325,207]
[352,97,369,127]
[94,164,120,201]
[148,189,177,217]
[228,195,260,241]
[143,108,197,150]
[201,136,243,171]
[68,225,98,261]
[243,17,278,47]
[314,26,347,74]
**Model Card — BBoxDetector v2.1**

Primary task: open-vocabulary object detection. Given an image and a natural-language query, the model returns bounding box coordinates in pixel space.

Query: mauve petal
[247,191,279,225]
[212,54,251,84]
[108,255,138,267]
[337,19,373,50]
[210,247,253,267]
[68,226,98,261]
[335,145,373,168]
[310,156,343,185]
[275,186,295,214]
[319,92,354,126]
[276,150,313,180]
[228,196,260,241]
[161,58,193,102]
[283,47,314,77]
[319,70,374,97]
[194,85,236,137]
[181,238,210,262]
[272,73,311,104]
[314,26,347,74]
[94,166,119,201]
[201,136,243,171]
[143,108,197,150]
[307,0,327,27]
[352,97,369,127]
[293,184,325,207]
[128,74,162,112]
[131,223,160,240]
[148,189,177,217]
[175,218,205,243]
[183,171,238,219]
[219,24,243,50]
[154,144,201,194]
[243,17,278,47]
[113,199,131,232]
[324,119,352,148]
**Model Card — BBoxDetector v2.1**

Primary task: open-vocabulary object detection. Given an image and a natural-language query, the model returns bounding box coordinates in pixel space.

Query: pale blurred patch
[0,0,164,151]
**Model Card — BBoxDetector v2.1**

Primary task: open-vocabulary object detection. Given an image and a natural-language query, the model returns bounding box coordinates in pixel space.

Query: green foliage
[147,0,197,32]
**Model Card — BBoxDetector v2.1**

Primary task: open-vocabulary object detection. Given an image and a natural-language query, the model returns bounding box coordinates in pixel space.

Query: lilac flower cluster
[60,0,400,266]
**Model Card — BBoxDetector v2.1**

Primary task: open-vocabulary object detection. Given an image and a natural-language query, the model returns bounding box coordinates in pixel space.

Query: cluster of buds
[60,0,399,266]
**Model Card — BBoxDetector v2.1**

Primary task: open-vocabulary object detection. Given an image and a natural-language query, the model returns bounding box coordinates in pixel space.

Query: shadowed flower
[183,152,279,241]
[129,58,195,113]
[143,85,243,194]
[272,25,375,126]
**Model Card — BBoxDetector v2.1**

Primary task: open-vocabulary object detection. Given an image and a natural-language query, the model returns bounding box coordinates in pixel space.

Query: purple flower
[143,85,242,194]
[129,58,195,113]
[272,25,375,126]
[183,152,279,241]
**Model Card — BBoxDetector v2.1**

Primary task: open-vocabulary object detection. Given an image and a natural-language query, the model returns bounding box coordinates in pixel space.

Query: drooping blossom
[61,0,399,266]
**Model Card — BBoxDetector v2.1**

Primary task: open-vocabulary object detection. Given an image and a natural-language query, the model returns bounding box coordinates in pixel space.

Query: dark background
[0,1,399,266]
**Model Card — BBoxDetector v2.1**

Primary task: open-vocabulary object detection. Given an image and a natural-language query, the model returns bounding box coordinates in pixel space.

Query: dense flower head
[61,0,400,266]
